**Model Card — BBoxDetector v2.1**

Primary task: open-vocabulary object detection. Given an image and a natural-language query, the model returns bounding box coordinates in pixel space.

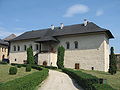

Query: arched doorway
[2,55,5,60]
[43,61,47,66]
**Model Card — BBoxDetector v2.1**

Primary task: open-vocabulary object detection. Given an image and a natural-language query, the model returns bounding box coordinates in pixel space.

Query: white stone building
[9,21,114,72]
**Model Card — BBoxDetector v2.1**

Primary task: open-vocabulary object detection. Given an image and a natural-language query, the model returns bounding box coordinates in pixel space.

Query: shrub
[0,69,48,90]
[62,68,115,90]
[27,47,34,64]
[31,65,42,70]
[26,64,31,72]
[44,66,57,69]
[17,64,22,68]
[57,46,65,69]
[9,67,17,75]
[0,61,8,64]
[109,47,117,75]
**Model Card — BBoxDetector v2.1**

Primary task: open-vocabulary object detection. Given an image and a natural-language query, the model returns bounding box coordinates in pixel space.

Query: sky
[0,0,120,53]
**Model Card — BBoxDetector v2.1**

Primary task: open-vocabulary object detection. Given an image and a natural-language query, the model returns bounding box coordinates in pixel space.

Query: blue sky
[0,0,120,53]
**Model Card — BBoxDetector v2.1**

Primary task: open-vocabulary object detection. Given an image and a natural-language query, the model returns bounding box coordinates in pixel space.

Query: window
[18,46,20,51]
[36,44,39,50]
[2,48,4,52]
[13,46,16,51]
[66,42,70,49]
[24,45,27,51]
[15,58,17,61]
[74,41,78,49]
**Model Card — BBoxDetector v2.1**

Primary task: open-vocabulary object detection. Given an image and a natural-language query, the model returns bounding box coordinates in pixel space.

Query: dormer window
[66,42,70,49]
[74,41,78,49]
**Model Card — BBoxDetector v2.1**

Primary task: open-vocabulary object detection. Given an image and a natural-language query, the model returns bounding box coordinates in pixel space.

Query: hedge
[0,61,8,64]
[11,63,57,70]
[41,65,57,70]
[62,68,115,90]
[11,63,42,70]
[0,68,48,90]
[92,84,116,90]
[9,67,17,75]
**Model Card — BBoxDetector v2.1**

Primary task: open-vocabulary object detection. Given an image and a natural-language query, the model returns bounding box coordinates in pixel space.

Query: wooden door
[75,63,79,69]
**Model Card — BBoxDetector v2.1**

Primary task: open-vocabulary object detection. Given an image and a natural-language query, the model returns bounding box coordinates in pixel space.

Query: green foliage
[41,65,57,69]
[17,64,22,68]
[0,69,48,90]
[0,61,8,64]
[92,84,116,90]
[57,46,65,69]
[9,67,17,75]
[27,47,34,65]
[62,68,115,90]
[26,64,31,72]
[109,47,117,75]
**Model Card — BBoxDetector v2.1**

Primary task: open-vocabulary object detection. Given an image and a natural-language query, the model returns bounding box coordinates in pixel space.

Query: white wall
[9,33,110,71]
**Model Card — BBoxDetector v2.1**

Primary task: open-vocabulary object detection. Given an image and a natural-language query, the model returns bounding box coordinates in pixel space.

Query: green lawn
[0,64,37,83]
[81,70,120,90]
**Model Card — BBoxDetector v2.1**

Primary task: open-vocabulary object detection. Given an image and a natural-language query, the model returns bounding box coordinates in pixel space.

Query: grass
[81,69,120,90]
[0,64,37,83]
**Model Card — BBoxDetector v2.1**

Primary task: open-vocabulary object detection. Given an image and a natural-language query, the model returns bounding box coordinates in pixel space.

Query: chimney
[84,19,88,26]
[51,24,55,30]
[60,23,64,29]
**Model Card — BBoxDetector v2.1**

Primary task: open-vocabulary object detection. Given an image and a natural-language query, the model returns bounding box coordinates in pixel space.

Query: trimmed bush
[57,46,65,69]
[62,68,115,90]
[9,67,17,75]
[26,64,31,72]
[31,65,42,70]
[17,64,22,68]
[27,47,34,64]
[0,61,8,64]
[0,69,48,90]
[109,47,117,75]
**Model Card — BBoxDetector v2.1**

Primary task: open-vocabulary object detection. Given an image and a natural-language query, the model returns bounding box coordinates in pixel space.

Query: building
[9,21,114,72]
[0,39,9,61]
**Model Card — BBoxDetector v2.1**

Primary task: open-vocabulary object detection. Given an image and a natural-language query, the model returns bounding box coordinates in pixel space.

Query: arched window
[13,46,16,51]
[24,45,27,51]
[18,46,20,51]
[66,42,70,49]
[74,41,78,49]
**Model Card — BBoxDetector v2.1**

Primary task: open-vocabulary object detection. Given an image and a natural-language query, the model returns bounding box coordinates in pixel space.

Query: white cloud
[96,10,104,16]
[63,4,89,17]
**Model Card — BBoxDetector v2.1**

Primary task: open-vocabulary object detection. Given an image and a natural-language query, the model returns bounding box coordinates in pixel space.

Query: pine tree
[109,47,117,75]
[27,47,34,64]
[57,46,65,69]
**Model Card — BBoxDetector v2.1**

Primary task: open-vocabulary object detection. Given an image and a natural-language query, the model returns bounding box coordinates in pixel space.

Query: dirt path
[38,70,83,90]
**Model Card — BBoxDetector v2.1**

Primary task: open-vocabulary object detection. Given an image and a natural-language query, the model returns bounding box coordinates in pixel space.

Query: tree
[27,47,34,64]
[109,47,117,75]
[57,46,65,69]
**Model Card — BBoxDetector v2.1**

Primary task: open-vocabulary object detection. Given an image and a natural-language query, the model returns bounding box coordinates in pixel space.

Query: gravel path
[38,70,83,90]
